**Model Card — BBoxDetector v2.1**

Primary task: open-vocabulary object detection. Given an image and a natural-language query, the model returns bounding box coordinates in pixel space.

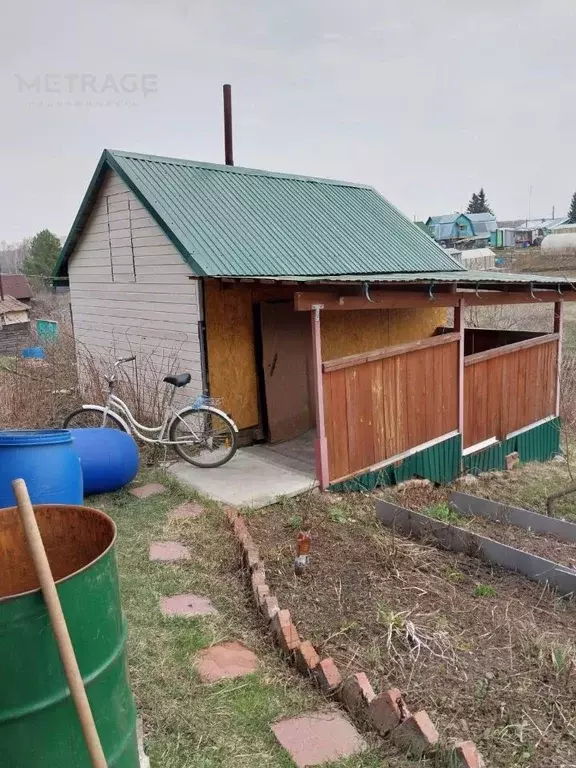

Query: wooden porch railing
[322,333,460,483]
[463,333,559,450]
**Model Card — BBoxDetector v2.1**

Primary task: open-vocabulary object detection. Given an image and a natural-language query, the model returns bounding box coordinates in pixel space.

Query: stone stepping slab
[168,502,204,520]
[129,483,166,499]
[149,541,190,562]
[160,593,218,617]
[271,711,367,767]
[195,641,258,683]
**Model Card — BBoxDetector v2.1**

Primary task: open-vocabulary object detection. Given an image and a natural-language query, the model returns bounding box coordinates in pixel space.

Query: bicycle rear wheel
[169,406,237,467]
[63,407,127,431]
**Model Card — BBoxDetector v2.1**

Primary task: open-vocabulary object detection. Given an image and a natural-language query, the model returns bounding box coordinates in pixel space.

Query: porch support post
[311,305,329,490]
[554,300,564,416]
[454,298,465,457]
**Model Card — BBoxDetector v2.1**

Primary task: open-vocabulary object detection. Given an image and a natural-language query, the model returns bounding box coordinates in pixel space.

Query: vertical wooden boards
[464,338,557,448]
[323,338,459,482]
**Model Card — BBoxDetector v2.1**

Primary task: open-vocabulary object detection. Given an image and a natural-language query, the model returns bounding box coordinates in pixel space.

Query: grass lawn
[91,470,417,768]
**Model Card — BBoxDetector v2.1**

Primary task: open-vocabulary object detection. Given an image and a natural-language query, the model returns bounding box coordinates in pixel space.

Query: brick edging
[225,508,485,768]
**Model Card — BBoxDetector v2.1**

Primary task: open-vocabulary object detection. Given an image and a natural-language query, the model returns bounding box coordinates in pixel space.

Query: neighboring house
[515,218,569,246]
[547,221,576,235]
[493,228,516,248]
[0,295,30,355]
[414,221,431,236]
[426,213,474,244]
[467,213,497,235]
[55,149,576,491]
[0,274,33,305]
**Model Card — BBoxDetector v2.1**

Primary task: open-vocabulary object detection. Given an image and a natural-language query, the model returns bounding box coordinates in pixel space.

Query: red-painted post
[311,306,329,490]
[554,301,564,416]
[454,299,465,457]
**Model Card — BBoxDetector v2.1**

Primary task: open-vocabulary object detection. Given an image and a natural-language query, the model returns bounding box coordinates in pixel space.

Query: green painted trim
[516,417,561,463]
[105,153,206,276]
[329,434,462,492]
[331,419,561,492]
[464,417,561,473]
[54,149,204,279]
[53,150,109,278]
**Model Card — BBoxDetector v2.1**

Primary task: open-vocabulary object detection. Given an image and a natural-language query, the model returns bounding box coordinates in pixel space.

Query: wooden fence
[322,333,459,483]
[463,334,559,449]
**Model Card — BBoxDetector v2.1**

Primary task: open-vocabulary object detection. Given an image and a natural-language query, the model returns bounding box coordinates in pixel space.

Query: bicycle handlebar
[115,356,136,366]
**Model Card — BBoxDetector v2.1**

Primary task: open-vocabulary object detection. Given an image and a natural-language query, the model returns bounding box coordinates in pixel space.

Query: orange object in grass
[297,531,311,556]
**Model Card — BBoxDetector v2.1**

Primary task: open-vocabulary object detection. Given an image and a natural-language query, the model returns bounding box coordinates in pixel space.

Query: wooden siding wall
[68,170,203,401]
[0,322,30,356]
[464,336,558,449]
[323,335,459,482]
[204,280,446,430]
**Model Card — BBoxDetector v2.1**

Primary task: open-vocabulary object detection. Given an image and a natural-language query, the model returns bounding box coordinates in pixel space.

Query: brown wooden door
[260,301,313,443]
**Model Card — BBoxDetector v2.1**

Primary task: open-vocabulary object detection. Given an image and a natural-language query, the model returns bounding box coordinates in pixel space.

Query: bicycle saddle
[163,373,192,388]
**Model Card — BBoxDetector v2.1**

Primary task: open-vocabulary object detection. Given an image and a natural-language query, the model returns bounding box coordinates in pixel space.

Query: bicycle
[63,356,238,468]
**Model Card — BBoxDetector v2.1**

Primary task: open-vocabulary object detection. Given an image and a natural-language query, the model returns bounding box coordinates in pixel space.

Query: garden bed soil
[247,488,576,768]
[388,482,576,571]
[460,515,576,570]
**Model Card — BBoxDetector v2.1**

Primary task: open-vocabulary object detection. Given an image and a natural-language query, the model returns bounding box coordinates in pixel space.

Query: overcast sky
[1,0,575,242]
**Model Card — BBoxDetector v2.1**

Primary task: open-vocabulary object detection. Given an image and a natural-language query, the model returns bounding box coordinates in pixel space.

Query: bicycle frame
[93,380,211,446]
[78,356,238,446]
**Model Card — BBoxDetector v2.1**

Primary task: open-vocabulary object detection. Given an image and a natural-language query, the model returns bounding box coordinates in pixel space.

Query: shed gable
[67,169,203,398]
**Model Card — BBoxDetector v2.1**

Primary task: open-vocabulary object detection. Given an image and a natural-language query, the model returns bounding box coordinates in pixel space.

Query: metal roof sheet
[0,275,32,300]
[0,296,29,315]
[55,149,463,278]
[238,270,576,286]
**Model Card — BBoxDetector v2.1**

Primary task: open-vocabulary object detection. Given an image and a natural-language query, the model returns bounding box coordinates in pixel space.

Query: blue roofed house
[467,213,497,245]
[54,149,575,493]
[426,213,474,245]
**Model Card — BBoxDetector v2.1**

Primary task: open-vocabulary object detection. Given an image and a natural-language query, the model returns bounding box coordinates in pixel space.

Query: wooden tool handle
[12,479,108,768]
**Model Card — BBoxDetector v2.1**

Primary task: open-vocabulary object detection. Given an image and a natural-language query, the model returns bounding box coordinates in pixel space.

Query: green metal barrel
[0,504,139,767]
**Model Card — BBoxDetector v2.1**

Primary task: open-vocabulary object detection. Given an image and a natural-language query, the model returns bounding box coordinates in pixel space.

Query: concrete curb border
[450,491,576,543]
[224,507,485,768]
[375,499,576,597]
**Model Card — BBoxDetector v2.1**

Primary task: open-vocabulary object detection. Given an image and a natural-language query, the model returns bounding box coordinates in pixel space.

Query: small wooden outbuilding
[0,296,30,355]
[55,150,576,489]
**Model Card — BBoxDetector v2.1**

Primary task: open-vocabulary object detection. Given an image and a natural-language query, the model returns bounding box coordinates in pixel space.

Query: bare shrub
[560,354,576,431]
[0,322,190,430]
[0,324,81,428]
[76,340,186,426]
[465,303,552,332]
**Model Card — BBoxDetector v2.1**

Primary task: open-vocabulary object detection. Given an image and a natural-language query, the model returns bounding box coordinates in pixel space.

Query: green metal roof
[246,270,576,286]
[55,149,464,278]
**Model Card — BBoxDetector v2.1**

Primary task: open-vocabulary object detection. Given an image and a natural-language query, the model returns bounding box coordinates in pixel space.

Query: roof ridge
[105,149,373,189]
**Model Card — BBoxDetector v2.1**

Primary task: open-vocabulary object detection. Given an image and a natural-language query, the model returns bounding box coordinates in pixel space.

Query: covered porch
[293,271,575,490]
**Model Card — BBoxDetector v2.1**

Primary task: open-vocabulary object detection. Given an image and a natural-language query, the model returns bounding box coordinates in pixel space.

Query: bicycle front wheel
[169,406,237,468]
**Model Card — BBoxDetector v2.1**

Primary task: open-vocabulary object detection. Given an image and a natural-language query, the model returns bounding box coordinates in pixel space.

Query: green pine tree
[466,187,493,215]
[22,229,61,278]
[568,191,576,223]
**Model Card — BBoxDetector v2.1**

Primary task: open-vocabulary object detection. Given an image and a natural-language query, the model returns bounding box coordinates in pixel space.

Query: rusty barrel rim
[0,504,117,603]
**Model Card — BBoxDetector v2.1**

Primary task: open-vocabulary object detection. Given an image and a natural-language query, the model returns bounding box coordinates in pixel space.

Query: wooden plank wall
[464,337,558,448]
[323,336,459,482]
[68,169,203,405]
[204,280,446,431]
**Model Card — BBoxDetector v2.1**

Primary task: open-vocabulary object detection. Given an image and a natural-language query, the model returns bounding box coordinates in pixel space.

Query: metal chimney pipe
[223,84,234,166]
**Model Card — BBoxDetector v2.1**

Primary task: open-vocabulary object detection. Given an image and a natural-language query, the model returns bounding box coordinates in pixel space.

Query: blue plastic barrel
[0,430,83,508]
[21,347,46,360]
[69,428,139,494]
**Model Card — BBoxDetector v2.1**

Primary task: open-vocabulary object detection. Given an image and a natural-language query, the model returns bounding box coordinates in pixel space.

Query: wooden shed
[55,150,576,490]
[0,295,31,355]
